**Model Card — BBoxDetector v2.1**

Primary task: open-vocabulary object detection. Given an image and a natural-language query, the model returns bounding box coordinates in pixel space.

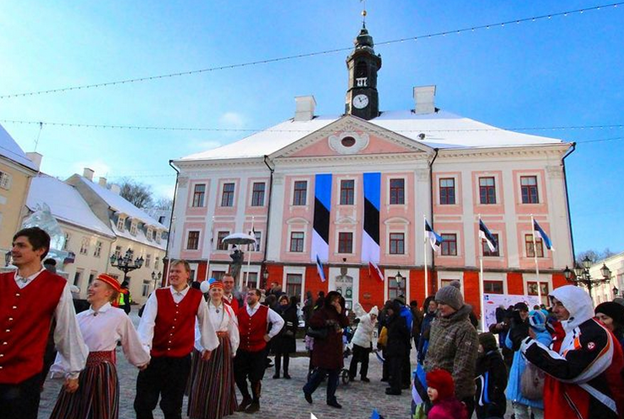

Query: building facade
[168,27,574,318]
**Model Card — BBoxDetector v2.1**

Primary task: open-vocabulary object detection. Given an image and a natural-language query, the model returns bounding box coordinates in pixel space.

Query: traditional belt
[216,331,229,338]
[86,350,116,366]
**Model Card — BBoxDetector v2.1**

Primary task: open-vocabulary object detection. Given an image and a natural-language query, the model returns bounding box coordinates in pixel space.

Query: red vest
[223,294,239,313]
[237,304,268,352]
[152,287,202,358]
[0,271,66,384]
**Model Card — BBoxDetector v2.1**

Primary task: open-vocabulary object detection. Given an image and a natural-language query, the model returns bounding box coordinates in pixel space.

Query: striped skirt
[50,350,119,419]
[188,334,238,419]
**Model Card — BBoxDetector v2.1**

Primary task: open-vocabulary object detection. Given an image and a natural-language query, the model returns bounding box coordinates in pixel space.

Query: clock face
[352,94,369,109]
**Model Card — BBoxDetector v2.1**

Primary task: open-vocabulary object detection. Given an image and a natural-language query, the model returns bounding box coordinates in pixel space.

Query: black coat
[474,349,507,419]
[385,313,410,358]
[272,305,298,354]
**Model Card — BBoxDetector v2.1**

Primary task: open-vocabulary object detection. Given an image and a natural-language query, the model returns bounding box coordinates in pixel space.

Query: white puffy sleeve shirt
[195,301,240,354]
[51,303,150,374]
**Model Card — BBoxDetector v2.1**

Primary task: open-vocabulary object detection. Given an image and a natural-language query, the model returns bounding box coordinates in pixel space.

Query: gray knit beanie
[435,284,464,310]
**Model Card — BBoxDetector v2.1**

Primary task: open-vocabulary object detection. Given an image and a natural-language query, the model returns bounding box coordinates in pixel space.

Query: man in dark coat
[385,300,411,395]
[302,291,349,409]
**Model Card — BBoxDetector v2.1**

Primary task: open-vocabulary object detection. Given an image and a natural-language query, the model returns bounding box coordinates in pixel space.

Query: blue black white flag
[315,254,326,282]
[479,219,498,253]
[533,219,554,251]
[424,218,443,252]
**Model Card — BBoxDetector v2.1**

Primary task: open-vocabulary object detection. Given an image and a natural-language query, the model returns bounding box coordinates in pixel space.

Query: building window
[158,215,166,224]
[80,237,89,255]
[221,183,235,207]
[389,233,405,255]
[130,221,138,236]
[63,233,71,251]
[117,217,125,231]
[142,281,151,297]
[253,231,262,252]
[88,271,96,285]
[527,282,549,304]
[155,256,160,269]
[439,178,456,205]
[114,245,122,258]
[246,272,258,289]
[217,231,229,250]
[211,271,226,281]
[146,228,154,241]
[251,182,266,207]
[482,233,500,257]
[145,254,151,268]
[388,275,406,300]
[93,241,102,258]
[390,178,405,205]
[286,274,303,299]
[521,176,539,204]
[73,270,82,287]
[187,231,200,250]
[484,280,504,294]
[293,181,307,206]
[290,232,304,252]
[155,230,161,243]
[0,171,11,189]
[525,234,544,258]
[338,232,353,254]
[340,179,354,205]
[479,177,496,204]
[441,234,457,256]
[192,184,206,207]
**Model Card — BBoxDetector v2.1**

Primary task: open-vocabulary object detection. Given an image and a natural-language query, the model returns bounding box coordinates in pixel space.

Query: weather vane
[361,0,367,27]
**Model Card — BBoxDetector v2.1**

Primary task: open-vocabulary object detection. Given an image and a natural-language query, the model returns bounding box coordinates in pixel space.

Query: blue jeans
[303,367,340,403]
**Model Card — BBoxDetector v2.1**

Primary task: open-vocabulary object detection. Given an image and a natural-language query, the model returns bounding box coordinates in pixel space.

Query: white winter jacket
[351,303,378,348]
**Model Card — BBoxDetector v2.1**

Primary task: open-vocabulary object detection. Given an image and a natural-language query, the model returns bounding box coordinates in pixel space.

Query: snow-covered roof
[79,177,168,230]
[0,124,38,171]
[111,219,167,251]
[179,110,564,162]
[26,174,115,237]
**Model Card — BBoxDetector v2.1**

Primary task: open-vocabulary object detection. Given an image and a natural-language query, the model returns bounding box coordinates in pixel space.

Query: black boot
[283,354,291,379]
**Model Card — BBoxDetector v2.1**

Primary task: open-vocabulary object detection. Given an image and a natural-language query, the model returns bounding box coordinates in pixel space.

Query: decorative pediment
[270,115,432,160]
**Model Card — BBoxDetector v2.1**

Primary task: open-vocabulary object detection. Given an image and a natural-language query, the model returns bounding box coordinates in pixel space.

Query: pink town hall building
[168,26,573,320]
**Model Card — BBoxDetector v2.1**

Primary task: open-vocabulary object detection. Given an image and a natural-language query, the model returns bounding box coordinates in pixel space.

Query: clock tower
[345,24,382,120]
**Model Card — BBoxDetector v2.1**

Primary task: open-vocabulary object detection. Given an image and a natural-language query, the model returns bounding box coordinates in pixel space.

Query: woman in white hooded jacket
[348,303,378,382]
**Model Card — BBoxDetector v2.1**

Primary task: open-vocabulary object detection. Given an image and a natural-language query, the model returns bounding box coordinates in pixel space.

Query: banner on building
[361,172,381,264]
[311,174,332,262]
[482,293,540,329]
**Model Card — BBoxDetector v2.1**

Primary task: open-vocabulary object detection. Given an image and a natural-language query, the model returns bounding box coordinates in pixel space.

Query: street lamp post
[563,256,612,300]
[151,271,162,291]
[4,251,11,267]
[261,268,269,290]
[109,248,144,284]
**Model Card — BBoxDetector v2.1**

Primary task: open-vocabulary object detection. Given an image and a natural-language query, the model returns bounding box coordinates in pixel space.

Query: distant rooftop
[0,124,38,171]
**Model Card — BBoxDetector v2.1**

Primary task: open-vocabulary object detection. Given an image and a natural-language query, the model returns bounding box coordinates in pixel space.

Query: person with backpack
[504,305,551,419]
[474,332,507,419]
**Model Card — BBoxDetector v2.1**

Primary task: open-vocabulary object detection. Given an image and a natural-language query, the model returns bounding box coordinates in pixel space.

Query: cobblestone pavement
[37,307,514,419]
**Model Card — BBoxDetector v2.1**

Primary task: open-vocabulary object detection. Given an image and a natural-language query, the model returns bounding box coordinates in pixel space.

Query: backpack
[520,361,545,400]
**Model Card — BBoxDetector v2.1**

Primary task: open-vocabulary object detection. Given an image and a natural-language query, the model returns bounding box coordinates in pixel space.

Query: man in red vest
[134,260,219,419]
[235,288,284,413]
[222,273,240,313]
[0,227,88,419]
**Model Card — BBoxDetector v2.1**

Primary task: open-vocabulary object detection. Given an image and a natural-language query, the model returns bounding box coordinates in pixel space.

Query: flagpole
[244,216,255,288]
[423,215,429,299]
[479,215,486,332]
[531,215,542,305]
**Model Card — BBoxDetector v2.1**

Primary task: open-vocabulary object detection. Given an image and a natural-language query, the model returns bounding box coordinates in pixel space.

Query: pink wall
[214,178,241,216]
[473,218,509,269]
[211,220,237,262]
[180,222,206,260]
[471,171,504,216]
[512,169,548,215]
[516,218,554,270]
[281,175,314,262]
[185,179,211,217]
[433,172,463,215]
[290,132,413,158]
[434,221,466,267]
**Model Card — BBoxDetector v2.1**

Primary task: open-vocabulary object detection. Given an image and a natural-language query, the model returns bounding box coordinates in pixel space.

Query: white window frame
[0,171,12,190]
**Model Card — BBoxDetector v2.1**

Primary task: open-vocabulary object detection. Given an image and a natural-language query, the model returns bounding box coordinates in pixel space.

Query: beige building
[0,125,38,258]
[588,251,624,306]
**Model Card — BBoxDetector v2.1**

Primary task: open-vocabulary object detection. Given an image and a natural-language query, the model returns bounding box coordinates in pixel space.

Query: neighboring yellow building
[0,124,38,260]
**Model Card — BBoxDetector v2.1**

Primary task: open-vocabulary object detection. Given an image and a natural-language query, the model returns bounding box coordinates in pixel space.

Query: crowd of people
[2,226,624,419]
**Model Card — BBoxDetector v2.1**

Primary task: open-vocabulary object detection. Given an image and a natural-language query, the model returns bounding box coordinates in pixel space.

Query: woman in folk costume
[188,280,240,419]
[49,274,150,419]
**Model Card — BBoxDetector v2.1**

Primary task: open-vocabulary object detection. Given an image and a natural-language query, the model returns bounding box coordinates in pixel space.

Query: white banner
[482,294,541,329]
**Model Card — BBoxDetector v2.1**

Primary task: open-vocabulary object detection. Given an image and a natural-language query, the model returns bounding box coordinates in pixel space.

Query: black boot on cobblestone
[327,400,342,409]
[237,396,252,411]
[283,372,291,379]
[361,377,370,382]
[303,389,313,404]
[244,402,260,414]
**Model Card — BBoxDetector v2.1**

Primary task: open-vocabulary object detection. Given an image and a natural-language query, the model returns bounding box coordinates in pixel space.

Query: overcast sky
[1,0,622,255]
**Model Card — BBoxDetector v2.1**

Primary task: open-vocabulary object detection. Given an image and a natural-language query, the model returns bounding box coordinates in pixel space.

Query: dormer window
[130,220,138,236]
[155,230,162,243]
[117,216,125,231]
[147,227,154,241]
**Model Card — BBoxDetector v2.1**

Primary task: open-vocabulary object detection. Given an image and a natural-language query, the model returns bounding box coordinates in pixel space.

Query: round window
[341,136,356,147]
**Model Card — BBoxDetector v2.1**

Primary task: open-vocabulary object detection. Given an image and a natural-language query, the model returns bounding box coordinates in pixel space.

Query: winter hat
[528,309,547,331]
[426,369,455,400]
[394,295,406,306]
[613,298,624,307]
[435,284,464,311]
[96,273,121,293]
[478,332,498,352]
[369,306,379,317]
[595,302,624,327]
[513,302,529,312]
[449,280,461,290]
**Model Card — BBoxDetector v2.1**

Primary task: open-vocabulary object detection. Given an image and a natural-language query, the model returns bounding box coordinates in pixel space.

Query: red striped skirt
[49,350,119,419]
[187,334,237,419]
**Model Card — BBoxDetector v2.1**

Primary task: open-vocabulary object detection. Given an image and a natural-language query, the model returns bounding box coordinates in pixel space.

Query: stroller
[339,325,355,385]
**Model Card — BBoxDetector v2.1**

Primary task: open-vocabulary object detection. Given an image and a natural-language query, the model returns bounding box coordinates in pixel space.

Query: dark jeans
[387,356,403,393]
[0,373,41,419]
[274,352,290,375]
[234,348,267,403]
[348,344,371,379]
[303,367,340,403]
[402,351,411,387]
[134,355,191,419]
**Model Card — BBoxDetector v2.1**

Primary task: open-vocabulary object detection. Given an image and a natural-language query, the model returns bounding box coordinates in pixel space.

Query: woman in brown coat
[302,291,349,409]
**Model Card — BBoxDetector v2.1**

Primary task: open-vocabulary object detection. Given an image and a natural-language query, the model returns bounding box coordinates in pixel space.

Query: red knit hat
[426,369,455,400]
[96,273,121,293]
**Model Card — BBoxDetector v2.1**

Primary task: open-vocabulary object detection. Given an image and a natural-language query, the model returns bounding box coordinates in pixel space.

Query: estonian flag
[315,254,326,282]
[368,260,384,282]
[479,219,498,253]
[533,219,554,251]
[424,218,443,252]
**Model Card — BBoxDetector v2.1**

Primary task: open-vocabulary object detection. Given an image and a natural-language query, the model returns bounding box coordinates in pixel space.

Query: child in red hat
[426,369,468,419]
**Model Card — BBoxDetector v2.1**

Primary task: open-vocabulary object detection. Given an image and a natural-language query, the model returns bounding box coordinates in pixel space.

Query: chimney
[110,184,121,195]
[413,85,436,115]
[25,152,42,171]
[294,96,316,121]
[98,177,107,187]
[83,167,94,181]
